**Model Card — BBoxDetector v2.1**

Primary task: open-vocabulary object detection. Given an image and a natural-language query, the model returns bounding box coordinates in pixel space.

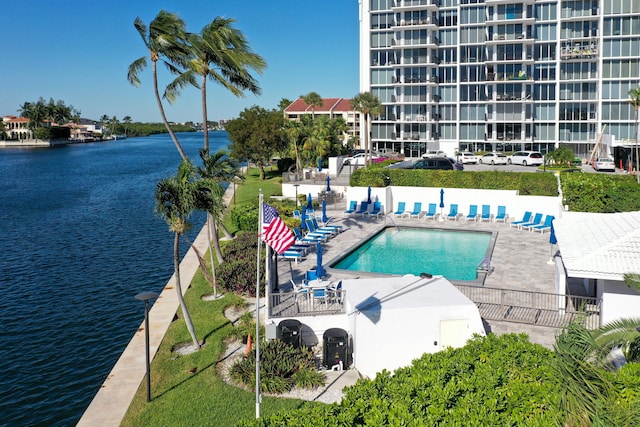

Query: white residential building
[358,0,640,166]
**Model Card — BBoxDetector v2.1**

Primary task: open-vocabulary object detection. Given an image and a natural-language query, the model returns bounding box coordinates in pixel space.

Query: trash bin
[323,328,349,369]
[277,319,302,348]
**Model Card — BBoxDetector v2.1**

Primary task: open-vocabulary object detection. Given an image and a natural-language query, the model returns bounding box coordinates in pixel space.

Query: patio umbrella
[326,175,331,192]
[439,188,445,217]
[307,193,313,210]
[367,186,372,203]
[316,242,326,278]
[322,200,328,224]
[300,205,307,230]
[547,220,557,264]
[317,157,323,171]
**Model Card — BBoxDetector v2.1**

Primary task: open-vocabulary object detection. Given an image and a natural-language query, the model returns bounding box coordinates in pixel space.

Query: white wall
[601,280,640,325]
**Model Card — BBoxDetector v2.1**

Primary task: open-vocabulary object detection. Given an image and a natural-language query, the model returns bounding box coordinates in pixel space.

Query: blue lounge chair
[532,215,554,233]
[293,227,324,243]
[494,205,508,223]
[393,202,406,217]
[509,211,532,229]
[280,249,305,264]
[290,243,311,254]
[306,219,335,237]
[446,204,459,221]
[293,209,301,219]
[423,203,438,220]
[409,202,423,218]
[355,202,370,216]
[480,204,492,222]
[519,213,543,231]
[312,217,342,233]
[343,201,357,216]
[464,205,479,222]
[366,201,383,218]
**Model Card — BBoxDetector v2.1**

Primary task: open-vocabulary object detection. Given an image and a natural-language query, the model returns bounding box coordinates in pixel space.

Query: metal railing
[268,290,346,318]
[455,284,601,330]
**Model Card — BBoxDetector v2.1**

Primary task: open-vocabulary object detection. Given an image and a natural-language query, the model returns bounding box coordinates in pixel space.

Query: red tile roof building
[284,98,361,147]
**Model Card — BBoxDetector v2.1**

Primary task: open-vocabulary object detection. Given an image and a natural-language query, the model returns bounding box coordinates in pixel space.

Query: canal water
[0,131,230,426]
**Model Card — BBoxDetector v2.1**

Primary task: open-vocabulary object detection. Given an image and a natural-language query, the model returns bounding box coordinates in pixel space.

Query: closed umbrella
[322,200,328,224]
[326,175,331,192]
[439,188,445,217]
[367,186,372,203]
[547,220,557,264]
[307,193,313,210]
[301,205,307,230]
[317,157,323,171]
[316,242,326,278]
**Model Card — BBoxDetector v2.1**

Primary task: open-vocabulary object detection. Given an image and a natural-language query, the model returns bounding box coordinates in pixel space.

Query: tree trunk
[258,163,266,179]
[153,60,189,162]
[201,75,209,152]
[210,216,224,263]
[174,232,199,348]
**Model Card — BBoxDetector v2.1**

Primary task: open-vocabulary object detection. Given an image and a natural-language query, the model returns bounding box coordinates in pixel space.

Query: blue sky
[0,1,360,123]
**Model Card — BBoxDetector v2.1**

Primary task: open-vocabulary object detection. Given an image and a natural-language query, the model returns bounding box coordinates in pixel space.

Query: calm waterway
[0,131,230,426]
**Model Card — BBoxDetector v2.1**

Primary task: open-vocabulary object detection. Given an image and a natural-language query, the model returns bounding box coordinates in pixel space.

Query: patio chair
[366,201,383,218]
[293,209,301,219]
[480,204,492,222]
[305,219,335,237]
[393,202,406,217]
[494,205,508,223]
[293,227,323,244]
[446,204,460,221]
[532,215,554,233]
[290,279,309,302]
[409,202,423,218]
[290,243,311,255]
[343,201,357,217]
[509,211,532,229]
[355,201,370,216]
[464,205,479,222]
[328,280,343,304]
[313,287,328,305]
[305,270,318,283]
[423,203,438,220]
[519,213,543,231]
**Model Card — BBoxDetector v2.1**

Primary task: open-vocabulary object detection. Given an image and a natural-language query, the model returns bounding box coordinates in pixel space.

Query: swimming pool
[331,227,493,281]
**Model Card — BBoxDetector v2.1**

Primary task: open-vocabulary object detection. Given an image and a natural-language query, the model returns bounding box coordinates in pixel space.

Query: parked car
[593,157,615,172]
[508,151,544,166]
[478,152,508,165]
[458,152,478,164]
[422,150,447,159]
[343,153,380,166]
[412,157,463,171]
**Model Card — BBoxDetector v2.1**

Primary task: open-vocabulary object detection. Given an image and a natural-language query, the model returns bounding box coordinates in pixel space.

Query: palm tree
[628,88,640,184]
[128,10,194,161]
[122,115,132,136]
[154,160,201,349]
[186,17,266,152]
[100,114,110,137]
[301,91,323,121]
[351,92,383,166]
[110,116,119,136]
[591,317,640,363]
[285,120,303,171]
[197,148,242,264]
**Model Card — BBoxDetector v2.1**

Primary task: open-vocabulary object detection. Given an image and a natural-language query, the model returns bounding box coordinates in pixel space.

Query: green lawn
[121,167,319,426]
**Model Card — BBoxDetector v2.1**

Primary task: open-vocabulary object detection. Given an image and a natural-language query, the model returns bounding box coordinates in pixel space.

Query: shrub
[277,157,296,172]
[230,339,324,394]
[561,173,640,212]
[218,232,264,296]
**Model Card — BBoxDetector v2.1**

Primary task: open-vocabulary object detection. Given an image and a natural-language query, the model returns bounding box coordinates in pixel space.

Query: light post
[293,184,300,207]
[135,291,159,402]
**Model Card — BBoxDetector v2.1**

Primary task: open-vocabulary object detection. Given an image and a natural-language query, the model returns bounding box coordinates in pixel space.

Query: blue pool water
[331,228,492,280]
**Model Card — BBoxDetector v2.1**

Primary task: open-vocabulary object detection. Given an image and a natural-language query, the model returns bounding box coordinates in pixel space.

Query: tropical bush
[218,232,264,296]
[239,334,561,426]
[231,339,324,394]
[561,173,640,212]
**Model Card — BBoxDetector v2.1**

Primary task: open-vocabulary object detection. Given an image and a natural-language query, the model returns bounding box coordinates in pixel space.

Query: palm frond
[127,56,147,87]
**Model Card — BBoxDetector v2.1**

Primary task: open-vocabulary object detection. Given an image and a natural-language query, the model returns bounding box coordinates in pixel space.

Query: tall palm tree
[628,88,640,184]
[128,10,194,162]
[285,120,303,171]
[186,17,266,152]
[154,160,201,349]
[591,317,640,362]
[122,115,132,136]
[301,91,323,121]
[351,92,382,166]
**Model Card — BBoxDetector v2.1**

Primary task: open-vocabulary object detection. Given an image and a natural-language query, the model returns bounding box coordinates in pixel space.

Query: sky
[0,1,360,123]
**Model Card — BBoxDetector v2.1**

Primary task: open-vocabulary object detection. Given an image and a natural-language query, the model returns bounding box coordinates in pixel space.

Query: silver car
[593,157,615,172]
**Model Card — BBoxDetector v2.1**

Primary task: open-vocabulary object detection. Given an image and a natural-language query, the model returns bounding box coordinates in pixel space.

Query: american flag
[262,204,295,254]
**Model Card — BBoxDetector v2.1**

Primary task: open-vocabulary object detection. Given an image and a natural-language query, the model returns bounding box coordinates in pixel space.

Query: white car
[593,157,615,172]
[458,152,478,164]
[478,152,508,165]
[343,153,380,166]
[422,150,447,159]
[508,151,544,166]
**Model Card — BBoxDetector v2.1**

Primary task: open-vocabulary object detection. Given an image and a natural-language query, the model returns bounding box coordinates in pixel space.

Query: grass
[121,166,320,426]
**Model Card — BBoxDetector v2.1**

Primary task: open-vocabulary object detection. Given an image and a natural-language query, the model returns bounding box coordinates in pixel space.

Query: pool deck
[277,203,562,349]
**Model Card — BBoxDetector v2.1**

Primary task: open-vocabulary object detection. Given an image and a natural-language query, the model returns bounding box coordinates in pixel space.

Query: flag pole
[255,191,262,418]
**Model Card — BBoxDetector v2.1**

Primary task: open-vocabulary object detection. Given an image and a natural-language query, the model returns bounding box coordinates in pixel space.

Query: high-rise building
[359,0,640,165]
